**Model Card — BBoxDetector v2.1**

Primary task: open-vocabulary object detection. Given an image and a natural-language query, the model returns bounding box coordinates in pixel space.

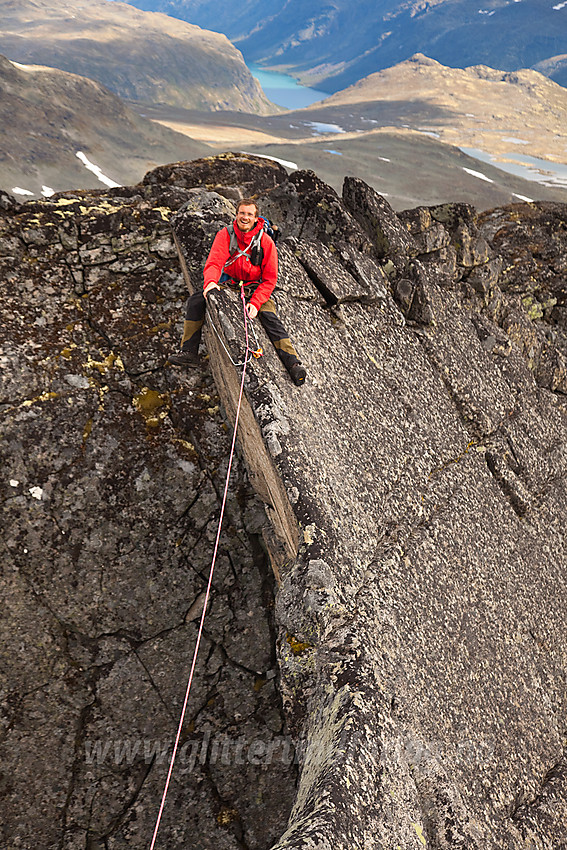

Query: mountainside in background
[533,52,567,85]
[0,0,273,113]
[121,0,567,92]
[138,55,567,211]
[0,55,211,197]
[295,54,567,164]
[5,42,567,207]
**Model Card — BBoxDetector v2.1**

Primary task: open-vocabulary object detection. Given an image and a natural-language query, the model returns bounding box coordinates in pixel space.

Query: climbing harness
[149,284,253,849]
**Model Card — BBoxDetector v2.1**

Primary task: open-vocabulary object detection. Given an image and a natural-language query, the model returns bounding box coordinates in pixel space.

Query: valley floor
[137,102,567,211]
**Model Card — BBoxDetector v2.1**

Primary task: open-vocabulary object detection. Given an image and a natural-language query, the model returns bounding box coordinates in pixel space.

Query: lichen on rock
[2,154,567,849]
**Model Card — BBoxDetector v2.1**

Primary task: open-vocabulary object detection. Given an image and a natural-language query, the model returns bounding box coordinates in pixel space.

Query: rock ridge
[1,152,567,848]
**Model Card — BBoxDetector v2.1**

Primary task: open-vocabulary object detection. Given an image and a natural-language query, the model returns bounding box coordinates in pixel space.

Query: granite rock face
[1,153,567,849]
[0,163,297,849]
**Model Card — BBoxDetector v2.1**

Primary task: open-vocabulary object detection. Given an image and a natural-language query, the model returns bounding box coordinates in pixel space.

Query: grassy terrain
[0,56,211,197]
[139,56,567,210]
[244,132,567,211]
[0,0,274,113]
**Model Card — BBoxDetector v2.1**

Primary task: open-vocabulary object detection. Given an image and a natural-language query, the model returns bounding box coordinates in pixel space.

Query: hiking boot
[169,350,200,367]
[289,363,307,386]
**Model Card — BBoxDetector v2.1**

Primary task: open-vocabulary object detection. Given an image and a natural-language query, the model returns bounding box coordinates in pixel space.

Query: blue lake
[248,64,329,110]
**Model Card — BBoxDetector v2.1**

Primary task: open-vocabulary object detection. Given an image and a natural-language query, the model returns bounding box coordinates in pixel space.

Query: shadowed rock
[343,175,419,270]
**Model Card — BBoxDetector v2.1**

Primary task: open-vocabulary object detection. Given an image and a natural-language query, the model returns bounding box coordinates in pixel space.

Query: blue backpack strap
[262,218,280,245]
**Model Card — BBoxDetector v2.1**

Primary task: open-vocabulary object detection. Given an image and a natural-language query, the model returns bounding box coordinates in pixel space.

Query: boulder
[260,170,373,253]
[0,188,18,211]
[144,152,288,199]
[342,175,419,270]
[429,202,492,269]
[398,206,451,255]
[288,238,379,305]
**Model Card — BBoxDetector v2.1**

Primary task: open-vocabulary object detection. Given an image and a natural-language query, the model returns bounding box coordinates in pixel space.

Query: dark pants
[180,282,301,373]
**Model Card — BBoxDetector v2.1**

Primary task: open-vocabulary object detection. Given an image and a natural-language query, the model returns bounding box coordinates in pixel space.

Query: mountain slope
[533,52,567,85]
[120,0,567,91]
[0,0,273,113]
[306,54,567,163]
[138,55,567,210]
[0,55,211,197]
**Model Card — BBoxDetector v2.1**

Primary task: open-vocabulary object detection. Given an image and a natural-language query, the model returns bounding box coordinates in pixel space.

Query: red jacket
[203,217,277,311]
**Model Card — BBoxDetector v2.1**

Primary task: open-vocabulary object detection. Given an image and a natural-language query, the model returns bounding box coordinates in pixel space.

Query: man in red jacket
[169,199,307,385]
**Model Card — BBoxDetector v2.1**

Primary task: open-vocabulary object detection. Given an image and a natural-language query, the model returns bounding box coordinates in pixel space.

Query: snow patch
[463,167,494,183]
[513,193,534,202]
[241,151,298,170]
[12,187,34,196]
[502,137,529,145]
[324,150,343,155]
[305,121,346,135]
[76,151,121,188]
[42,185,55,197]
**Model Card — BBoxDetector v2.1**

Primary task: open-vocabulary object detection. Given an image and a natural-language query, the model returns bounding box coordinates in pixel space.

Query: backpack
[225,218,280,268]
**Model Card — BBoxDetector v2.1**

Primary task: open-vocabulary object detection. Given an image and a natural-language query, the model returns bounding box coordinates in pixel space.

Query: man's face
[236,204,258,233]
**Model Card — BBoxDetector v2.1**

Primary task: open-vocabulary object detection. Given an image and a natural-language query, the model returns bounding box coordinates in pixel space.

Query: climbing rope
[149,284,252,849]
[206,287,264,366]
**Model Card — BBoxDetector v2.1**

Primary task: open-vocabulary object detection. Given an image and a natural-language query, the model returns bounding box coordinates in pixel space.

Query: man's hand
[204,281,220,298]
[246,303,258,320]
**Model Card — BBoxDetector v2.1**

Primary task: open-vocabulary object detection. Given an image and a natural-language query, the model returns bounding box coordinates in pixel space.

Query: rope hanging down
[206,293,264,366]
[150,285,252,849]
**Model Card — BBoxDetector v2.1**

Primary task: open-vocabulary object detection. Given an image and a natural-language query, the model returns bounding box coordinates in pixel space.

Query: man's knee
[185,291,206,320]
[258,298,277,315]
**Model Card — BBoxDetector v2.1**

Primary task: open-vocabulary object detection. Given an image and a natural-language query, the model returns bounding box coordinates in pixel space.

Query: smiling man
[169,198,307,386]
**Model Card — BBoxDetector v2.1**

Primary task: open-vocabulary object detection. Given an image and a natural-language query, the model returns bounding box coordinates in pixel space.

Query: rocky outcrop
[144,152,289,200]
[2,153,567,849]
[0,164,297,849]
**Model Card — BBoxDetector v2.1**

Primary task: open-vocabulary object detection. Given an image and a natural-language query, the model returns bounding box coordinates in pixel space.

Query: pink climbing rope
[150,285,252,849]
